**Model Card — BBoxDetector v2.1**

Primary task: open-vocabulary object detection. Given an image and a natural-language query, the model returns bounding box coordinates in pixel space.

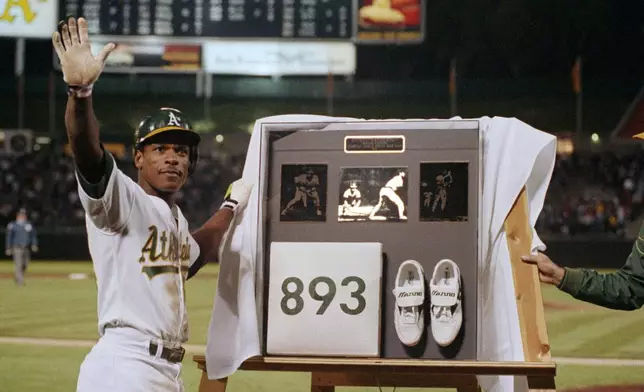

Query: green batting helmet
[133,107,201,175]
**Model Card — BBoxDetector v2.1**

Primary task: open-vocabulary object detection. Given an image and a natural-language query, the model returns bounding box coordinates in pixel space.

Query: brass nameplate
[344,135,406,154]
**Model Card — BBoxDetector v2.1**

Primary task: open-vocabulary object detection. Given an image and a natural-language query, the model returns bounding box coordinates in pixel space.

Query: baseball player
[369,170,407,220]
[432,170,452,212]
[341,181,362,215]
[281,168,322,216]
[52,17,252,392]
[5,208,38,286]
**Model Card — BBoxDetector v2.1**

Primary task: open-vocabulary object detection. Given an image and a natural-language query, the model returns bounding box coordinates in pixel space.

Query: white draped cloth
[204,115,557,392]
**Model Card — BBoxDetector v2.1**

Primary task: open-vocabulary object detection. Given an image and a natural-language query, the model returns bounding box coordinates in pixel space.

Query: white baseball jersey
[343,188,361,202]
[76,152,200,344]
[385,174,404,190]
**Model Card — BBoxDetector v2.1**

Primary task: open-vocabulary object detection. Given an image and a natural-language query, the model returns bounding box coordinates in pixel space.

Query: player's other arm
[187,180,253,279]
[557,236,644,311]
[524,221,644,311]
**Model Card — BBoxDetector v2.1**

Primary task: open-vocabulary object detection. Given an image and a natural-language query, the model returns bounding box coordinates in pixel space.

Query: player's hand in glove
[220,179,253,214]
[52,17,115,87]
[31,245,38,253]
[5,249,11,256]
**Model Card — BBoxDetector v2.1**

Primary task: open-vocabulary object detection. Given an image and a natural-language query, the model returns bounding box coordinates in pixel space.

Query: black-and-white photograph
[419,162,469,222]
[280,164,327,222]
[338,167,408,222]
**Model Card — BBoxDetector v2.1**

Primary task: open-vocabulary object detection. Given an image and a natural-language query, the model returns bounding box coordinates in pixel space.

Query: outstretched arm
[523,221,644,311]
[557,236,644,311]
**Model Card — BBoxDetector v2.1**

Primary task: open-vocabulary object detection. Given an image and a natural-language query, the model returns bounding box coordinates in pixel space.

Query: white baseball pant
[76,326,184,392]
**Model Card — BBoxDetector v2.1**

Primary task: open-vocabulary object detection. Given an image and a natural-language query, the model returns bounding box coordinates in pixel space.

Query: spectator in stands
[5,208,38,286]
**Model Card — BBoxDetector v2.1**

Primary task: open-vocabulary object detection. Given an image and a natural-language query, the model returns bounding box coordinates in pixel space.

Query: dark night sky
[0,0,642,80]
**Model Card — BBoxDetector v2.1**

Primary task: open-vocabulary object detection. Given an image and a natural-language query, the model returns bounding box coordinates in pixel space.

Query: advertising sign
[203,40,356,76]
[355,0,424,44]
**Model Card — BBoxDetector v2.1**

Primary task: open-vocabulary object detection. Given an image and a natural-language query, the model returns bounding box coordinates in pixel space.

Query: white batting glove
[220,179,253,214]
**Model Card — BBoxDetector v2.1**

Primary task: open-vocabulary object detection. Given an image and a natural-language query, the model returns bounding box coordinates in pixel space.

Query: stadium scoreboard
[61,0,353,40]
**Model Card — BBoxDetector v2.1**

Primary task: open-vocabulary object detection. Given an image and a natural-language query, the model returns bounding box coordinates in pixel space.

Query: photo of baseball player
[369,169,407,221]
[341,181,362,215]
[419,162,469,222]
[431,169,453,212]
[280,164,327,222]
[338,167,408,222]
[52,16,253,392]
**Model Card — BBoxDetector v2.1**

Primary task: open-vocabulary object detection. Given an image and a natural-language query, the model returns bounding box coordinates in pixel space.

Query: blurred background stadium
[1,0,643,391]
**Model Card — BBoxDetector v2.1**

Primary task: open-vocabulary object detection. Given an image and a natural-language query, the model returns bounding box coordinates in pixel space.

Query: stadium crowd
[0,146,245,230]
[536,150,643,237]
[1,147,643,238]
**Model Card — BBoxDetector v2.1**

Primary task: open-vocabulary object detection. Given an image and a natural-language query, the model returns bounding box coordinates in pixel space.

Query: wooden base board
[193,355,556,392]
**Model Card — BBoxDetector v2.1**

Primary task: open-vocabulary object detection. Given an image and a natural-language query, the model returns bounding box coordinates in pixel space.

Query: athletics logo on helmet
[133,108,201,175]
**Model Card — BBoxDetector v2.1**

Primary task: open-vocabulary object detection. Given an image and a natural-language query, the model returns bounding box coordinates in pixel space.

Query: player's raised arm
[52,17,115,182]
[52,17,139,233]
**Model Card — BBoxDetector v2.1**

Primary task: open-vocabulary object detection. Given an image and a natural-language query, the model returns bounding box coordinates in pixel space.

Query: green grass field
[2,261,644,391]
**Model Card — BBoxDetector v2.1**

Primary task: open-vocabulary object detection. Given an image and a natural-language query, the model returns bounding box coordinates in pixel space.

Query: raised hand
[52,17,115,86]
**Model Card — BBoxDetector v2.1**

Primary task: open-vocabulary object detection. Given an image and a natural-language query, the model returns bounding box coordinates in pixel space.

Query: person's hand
[521,251,566,286]
[52,17,115,86]
[31,245,38,253]
[221,179,253,213]
[5,249,11,256]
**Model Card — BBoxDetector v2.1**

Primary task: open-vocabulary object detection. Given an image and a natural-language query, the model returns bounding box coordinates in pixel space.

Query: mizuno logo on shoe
[398,292,422,298]
[432,290,455,297]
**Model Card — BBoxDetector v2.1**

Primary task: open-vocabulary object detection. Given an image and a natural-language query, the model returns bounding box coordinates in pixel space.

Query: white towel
[205,115,557,392]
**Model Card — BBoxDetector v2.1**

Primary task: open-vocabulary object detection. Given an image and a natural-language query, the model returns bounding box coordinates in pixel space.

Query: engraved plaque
[344,135,405,153]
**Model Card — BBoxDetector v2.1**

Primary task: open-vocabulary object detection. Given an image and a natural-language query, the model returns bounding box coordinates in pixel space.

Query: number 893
[280,276,367,316]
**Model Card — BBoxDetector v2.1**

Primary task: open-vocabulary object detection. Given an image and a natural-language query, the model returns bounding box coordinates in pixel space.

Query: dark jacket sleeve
[5,223,13,249]
[30,223,38,247]
[558,222,644,311]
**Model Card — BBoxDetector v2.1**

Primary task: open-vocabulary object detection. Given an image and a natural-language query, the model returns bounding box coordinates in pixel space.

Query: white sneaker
[392,260,425,347]
[429,259,462,347]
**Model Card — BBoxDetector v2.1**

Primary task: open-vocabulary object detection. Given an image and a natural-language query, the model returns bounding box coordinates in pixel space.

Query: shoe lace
[432,305,451,320]
[400,276,419,322]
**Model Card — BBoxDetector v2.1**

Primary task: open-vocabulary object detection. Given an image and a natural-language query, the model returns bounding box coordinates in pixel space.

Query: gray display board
[256,120,482,360]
